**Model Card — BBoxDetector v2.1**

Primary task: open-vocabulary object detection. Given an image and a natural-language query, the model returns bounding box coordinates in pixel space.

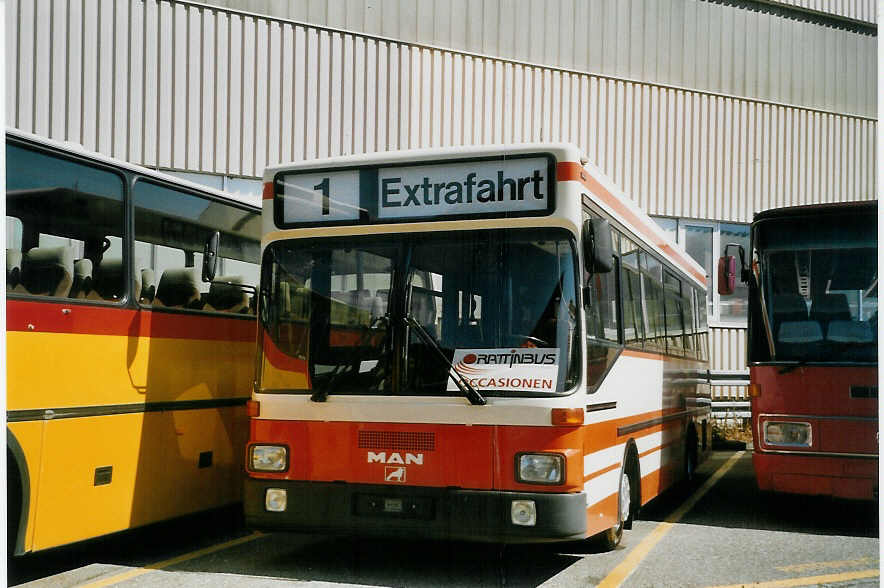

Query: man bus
[245,144,711,546]
[719,201,877,499]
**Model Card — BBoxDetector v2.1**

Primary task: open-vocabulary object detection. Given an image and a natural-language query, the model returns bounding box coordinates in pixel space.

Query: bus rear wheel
[684,428,699,482]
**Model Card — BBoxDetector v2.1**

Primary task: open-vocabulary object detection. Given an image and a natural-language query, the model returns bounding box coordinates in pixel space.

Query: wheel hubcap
[619,470,631,525]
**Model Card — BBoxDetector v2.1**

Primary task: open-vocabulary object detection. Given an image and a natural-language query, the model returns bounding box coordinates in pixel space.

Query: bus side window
[582,213,620,393]
[682,288,696,358]
[585,255,619,342]
[134,180,260,314]
[583,215,619,343]
[695,286,708,361]
[663,271,685,355]
[640,251,665,352]
[6,143,125,302]
[620,236,644,347]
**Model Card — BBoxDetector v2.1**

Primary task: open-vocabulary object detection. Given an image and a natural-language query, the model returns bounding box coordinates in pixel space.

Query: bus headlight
[763,421,812,447]
[516,453,564,484]
[250,444,289,472]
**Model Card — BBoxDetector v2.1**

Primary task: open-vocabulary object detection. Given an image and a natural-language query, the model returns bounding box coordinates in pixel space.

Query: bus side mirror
[202,231,220,283]
[717,255,736,295]
[718,243,748,295]
[583,218,614,274]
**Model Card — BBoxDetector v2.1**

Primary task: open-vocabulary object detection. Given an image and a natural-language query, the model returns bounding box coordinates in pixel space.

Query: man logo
[385,466,407,483]
[367,451,424,465]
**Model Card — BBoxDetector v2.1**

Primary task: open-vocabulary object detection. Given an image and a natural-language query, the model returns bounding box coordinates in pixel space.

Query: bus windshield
[261,228,580,398]
[758,216,877,364]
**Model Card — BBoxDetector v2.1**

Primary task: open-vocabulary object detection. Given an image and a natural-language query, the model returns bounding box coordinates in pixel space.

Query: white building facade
[6,0,878,399]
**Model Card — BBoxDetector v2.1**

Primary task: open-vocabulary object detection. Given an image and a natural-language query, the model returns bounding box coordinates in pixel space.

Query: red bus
[719,201,877,499]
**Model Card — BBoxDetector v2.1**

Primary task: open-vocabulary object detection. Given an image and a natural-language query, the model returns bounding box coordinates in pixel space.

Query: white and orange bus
[245,144,711,546]
[6,129,261,554]
[719,201,877,499]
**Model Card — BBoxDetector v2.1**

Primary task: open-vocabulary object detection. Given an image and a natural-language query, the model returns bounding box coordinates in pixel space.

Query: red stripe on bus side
[557,161,707,286]
[261,332,309,373]
[6,299,257,342]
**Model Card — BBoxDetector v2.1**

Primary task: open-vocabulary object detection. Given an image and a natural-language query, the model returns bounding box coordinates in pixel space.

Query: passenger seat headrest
[155,268,201,308]
[810,293,851,322]
[140,268,156,303]
[7,249,22,289]
[70,258,94,298]
[771,294,808,323]
[205,275,249,312]
[91,258,125,301]
[20,246,74,297]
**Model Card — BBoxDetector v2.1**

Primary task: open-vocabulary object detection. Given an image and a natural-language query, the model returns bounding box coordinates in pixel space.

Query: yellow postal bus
[6,129,260,554]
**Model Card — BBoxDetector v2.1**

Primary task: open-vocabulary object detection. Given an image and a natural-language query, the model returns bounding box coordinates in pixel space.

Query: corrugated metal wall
[210,0,878,117]
[771,0,878,24]
[8,0,876,224]
[710,327,748,400]
[5,0,877,397]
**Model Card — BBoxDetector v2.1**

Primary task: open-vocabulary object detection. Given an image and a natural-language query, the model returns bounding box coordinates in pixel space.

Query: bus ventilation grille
[358,430,436,451]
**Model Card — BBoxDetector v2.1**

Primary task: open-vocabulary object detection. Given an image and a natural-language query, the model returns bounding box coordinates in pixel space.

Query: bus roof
[265,142,706,288]
[562,157,707,287]
[262,143,584,179]
[753,200,877,223]
[6,127,261,210]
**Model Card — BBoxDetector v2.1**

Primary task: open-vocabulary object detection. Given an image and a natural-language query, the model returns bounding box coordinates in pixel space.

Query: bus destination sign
[276,155,553,226]
[377,157,551,219]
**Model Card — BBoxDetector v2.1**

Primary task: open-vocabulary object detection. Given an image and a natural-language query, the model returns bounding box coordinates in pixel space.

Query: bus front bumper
[244,479,588,543]
[753,452,878,500]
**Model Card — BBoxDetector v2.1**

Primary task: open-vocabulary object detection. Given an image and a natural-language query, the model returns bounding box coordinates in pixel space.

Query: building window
[654,217,678,244]
[651,216,749,327]
[166,171,263,205]
[718,223,750,323]
[684,223,713,316]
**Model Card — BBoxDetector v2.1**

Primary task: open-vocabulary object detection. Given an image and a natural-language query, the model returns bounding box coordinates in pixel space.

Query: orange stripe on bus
[584,438,681,483]
[262,182,274,200]
[557,161,706,285]
[621,348,665,361]
[584,461,620,483]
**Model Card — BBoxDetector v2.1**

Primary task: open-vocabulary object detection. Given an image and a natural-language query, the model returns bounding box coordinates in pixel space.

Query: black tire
[7,450,22,555]
[684,429,699,482]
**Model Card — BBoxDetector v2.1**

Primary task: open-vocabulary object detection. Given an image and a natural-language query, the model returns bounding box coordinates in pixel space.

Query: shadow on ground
[640,450,879,539]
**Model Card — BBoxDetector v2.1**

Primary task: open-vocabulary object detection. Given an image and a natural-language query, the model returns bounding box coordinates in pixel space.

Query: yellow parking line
[80,531,263,587]
[596,451,745,588]
[776,556,877,574]
[706,568,879,588]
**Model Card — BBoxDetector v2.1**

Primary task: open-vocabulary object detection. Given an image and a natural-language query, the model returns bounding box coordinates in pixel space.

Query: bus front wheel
[598,459,634,551]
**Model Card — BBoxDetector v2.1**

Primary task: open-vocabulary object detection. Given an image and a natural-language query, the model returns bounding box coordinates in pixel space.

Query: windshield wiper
[405,315,486,406]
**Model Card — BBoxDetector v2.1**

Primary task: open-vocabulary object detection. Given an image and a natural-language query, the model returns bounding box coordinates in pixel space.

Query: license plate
[383,498,403,513]
[354,494,435,519]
